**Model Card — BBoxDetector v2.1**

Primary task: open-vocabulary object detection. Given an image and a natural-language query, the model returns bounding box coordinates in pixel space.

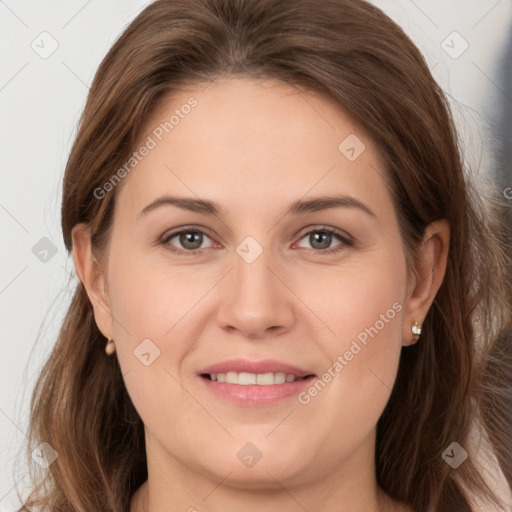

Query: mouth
[200,371,315,385]
[196,359,317,406]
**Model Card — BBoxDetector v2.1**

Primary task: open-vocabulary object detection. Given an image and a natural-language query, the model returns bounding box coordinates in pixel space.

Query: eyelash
[160,225,354,256]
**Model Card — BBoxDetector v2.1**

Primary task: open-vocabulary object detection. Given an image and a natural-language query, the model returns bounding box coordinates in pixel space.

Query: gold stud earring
[411,322,422,338]
[105,338,116,356]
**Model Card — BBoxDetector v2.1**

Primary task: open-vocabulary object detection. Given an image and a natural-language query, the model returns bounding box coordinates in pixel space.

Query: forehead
[115,76,391,220]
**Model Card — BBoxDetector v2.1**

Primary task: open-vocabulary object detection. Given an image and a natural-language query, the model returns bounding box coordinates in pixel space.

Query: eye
[161,227,217,254]
[294,227,353,254]
[160,225,353,256]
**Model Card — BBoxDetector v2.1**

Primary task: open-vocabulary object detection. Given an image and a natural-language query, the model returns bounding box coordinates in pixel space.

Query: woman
[19,0,511,511]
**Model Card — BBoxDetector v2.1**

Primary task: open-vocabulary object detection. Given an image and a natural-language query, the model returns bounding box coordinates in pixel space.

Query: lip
[197,358,316,407]
[197,358,314,378]
[199,376,316,406]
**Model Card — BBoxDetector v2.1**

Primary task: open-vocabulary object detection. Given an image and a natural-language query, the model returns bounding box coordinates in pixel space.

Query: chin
[194,447,311,489]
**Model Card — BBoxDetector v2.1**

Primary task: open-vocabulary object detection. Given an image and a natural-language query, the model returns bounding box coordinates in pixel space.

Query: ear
[402,219,450,346]
[71,223,114,340]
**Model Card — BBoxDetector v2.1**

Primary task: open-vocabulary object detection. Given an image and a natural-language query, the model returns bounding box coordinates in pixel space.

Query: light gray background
[1,1,511,510]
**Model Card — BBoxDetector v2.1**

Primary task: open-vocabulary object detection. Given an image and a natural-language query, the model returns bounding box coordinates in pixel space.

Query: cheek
[104,247,207,436]
[106,243,210,339]
[324,271,404,359]
[296,250,405,357]
[295,250,406,438]
[104,242,206,391]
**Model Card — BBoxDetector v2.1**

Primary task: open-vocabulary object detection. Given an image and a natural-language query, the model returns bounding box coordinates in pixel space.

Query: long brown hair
[18,0,512,510]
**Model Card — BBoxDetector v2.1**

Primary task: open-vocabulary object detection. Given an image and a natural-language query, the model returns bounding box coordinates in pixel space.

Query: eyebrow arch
[137,195,221,219]
[286,194,376,217]
[137,193,376,219]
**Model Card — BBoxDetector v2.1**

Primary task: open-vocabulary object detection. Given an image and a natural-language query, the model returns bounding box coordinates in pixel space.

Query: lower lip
[199,375,316,406]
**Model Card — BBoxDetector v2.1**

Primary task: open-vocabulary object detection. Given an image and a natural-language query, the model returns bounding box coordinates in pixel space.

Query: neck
[131,481,411,512]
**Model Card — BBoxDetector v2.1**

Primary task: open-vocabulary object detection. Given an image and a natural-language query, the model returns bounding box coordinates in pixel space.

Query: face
[94,77,411,488]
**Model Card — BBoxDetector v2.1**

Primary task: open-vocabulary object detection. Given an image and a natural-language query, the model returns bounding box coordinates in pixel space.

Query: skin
[72,76,449,512]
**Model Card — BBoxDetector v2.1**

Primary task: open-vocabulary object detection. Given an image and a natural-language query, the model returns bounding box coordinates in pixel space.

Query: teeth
[208,371,302,385]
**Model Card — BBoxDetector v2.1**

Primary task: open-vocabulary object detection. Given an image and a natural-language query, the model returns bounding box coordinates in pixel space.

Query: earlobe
[402,219,450,346]
[71,223,113,339]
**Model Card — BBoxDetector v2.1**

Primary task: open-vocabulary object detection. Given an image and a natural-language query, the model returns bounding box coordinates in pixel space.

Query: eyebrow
[137,193,376,219]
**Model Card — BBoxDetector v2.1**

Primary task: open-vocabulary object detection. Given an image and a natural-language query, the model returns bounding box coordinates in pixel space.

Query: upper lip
[198,358,315,377]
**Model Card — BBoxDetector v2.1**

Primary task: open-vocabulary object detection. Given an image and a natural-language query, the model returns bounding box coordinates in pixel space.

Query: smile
[202,371,312,385]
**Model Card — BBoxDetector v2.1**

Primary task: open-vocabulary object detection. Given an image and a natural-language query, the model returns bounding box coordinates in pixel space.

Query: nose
[216,246,296,339]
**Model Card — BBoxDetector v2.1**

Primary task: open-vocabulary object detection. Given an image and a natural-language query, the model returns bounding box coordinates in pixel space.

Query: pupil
[181,232,202,250]
[311,232,331,250]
